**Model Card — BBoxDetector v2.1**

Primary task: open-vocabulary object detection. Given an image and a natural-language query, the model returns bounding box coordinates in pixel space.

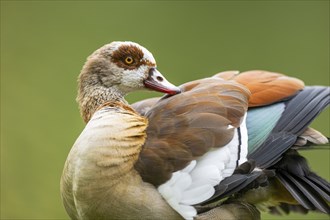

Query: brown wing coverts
[214,70,305,107]
[134,78,250,186]
[131,97,160,116]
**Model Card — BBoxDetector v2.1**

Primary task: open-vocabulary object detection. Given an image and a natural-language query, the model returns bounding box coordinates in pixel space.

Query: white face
[119,64,151,92]
[101,41,157,93]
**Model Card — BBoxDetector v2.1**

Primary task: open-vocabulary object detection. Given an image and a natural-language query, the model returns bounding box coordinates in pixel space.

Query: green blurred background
[1,1,329,219]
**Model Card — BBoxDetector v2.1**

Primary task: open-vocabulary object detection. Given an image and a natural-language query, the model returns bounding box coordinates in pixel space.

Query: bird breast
[61,102,182,220]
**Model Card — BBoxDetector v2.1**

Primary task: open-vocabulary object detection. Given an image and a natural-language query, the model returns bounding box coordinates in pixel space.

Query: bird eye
[125,56,134,64]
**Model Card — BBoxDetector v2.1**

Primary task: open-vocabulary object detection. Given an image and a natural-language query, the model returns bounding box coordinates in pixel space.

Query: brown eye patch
[111,44,155,70]
[111,45,143,70]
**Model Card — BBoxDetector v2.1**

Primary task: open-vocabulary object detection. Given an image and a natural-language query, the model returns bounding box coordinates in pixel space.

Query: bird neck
[77,85,128,123]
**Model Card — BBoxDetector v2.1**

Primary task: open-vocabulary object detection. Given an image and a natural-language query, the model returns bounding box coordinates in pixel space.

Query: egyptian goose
[61,41,330,220]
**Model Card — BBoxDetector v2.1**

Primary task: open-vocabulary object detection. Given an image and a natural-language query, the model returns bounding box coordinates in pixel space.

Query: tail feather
[301,175,330,201]
[269,203,308,215]
[294,127,329,147]
[276,172,314,210]
[278,171,330,213]
[307,173,330,196]
[274,150,330,213]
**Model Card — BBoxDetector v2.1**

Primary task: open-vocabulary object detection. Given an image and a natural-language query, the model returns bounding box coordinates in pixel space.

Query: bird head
[77,41,180,122]
[78,41,181,96]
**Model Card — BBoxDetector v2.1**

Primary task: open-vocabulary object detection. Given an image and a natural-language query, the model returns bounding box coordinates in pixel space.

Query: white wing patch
[238,114,248,165]
[158,114,248,220]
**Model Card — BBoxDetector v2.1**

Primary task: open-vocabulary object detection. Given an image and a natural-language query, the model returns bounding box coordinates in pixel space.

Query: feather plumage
[134,78,250,186]
[132,73,330,217]
[214,70,305,106]
[62,41,330,220]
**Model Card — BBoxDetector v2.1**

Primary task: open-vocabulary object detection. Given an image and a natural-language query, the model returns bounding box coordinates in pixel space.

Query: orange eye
[125,56,134,64]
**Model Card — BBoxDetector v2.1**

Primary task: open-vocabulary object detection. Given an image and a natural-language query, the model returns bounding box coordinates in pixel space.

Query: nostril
[156,76,164,82]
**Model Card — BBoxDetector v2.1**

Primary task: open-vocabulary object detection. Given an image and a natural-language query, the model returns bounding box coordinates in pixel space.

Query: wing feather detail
[134,78,250,186]
[214,70,305,107]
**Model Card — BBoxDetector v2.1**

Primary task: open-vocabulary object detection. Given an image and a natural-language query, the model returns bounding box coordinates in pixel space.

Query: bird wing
[133,77,250,219]
[132,71,330,217]
[200,86,330,214]
[248,86,330,168]
[134,77,250,186]
[246,86,330,213]
[133,69,305,115]
[214,70,305,106]
[132,70,307,186]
